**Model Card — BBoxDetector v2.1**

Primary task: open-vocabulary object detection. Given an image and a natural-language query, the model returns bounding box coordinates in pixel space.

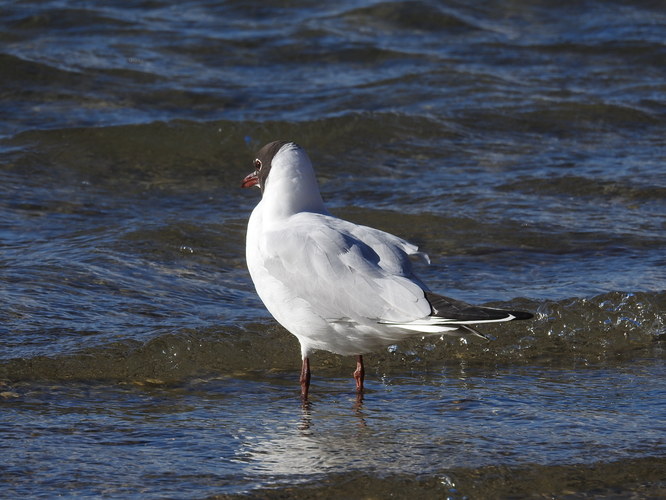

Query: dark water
[1,1,665,498]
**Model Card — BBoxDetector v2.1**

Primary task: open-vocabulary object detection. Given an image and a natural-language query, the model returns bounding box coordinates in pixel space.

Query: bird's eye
[254,159,262,171]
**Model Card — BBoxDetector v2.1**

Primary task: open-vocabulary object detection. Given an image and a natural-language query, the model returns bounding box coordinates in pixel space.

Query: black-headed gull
[242,141,532,398]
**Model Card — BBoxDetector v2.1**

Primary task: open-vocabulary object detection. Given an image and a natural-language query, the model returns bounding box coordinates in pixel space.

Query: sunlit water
[3,360,664,498]
[1,0,665,498]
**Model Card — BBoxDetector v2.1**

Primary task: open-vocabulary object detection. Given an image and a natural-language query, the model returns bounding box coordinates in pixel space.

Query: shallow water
[1,0,665,498]
[3,360,666,498]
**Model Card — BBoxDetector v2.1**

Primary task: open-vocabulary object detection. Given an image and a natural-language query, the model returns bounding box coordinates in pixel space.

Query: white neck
[261,144,326,218]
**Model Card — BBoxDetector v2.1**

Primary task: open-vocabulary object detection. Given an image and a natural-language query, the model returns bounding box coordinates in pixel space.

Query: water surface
[1,0,665,498]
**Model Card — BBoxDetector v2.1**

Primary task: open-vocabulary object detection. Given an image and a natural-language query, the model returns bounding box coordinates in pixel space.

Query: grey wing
[261,213,431,323]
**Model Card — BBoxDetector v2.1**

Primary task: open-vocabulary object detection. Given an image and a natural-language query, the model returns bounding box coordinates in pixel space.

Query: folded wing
[260,212,432,324]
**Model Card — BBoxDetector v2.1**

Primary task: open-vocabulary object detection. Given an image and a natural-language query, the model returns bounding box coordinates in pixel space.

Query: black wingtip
[509,310,534,321]
[424,291,534,323]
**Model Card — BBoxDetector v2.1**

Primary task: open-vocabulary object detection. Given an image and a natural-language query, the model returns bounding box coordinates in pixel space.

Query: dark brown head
[241,140,291,193]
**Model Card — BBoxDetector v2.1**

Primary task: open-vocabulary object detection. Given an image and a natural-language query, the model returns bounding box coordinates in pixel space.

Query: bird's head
[241,140,289,193]
[241,141,326,215]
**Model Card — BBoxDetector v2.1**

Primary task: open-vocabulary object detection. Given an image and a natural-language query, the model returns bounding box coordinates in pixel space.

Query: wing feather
[259,212,431,323]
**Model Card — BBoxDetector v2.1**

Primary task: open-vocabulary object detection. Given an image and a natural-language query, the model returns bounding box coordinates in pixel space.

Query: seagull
[242,141,533,398]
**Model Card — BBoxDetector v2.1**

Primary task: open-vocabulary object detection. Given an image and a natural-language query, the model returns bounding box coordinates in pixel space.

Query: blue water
[1,1,665,498]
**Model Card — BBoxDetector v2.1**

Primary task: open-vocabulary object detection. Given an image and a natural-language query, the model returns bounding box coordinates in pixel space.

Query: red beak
[241,171,259,189]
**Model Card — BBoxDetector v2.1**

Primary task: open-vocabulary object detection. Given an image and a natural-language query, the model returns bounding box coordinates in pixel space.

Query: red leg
[353,355,365,393]
[300,357,311,399]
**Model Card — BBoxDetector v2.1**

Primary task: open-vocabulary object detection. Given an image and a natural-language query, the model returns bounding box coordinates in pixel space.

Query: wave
[1,290,663,383]
[340,1,480,33]
[224,456,666,499]
[498,175,666,203]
